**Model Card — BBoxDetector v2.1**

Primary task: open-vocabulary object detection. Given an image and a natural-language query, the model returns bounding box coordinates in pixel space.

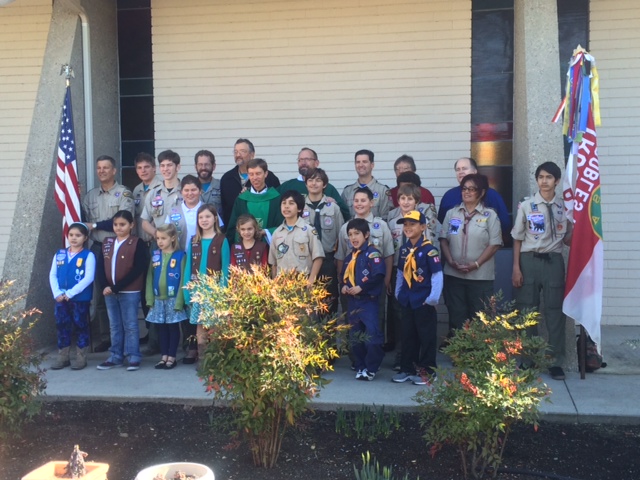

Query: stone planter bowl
[135,462,214,480]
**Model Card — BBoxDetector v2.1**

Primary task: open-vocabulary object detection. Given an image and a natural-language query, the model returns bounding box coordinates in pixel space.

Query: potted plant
[21,445,109,480]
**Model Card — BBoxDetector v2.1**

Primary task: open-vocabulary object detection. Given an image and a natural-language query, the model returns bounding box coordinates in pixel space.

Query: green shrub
[354,451,417,480]
[336,405,401,442]
[414,298,550,479]
[188,266,346,468]
[0,281,46,448]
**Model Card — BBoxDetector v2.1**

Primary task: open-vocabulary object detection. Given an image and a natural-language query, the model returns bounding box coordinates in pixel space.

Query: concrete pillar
[3,0,118,348]
[513,0,577,371]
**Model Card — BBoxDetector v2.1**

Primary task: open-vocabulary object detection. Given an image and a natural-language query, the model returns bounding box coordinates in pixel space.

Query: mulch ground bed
[3,401,640,480]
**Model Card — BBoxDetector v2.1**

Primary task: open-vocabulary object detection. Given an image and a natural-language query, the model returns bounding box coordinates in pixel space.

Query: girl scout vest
[232,241,268,269]
[190,235,225,280]
[56,249,93,302]
[152,250,185,297]
[102,236,144,291]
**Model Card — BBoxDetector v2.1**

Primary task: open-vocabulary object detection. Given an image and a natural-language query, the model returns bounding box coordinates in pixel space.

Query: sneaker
[355,369,364,380]
[96,361,123,370]
[392,372,413,383]
[411,372,437,385]
[359,369,375,381]
[126,362,141,371]
[549,366,565,380]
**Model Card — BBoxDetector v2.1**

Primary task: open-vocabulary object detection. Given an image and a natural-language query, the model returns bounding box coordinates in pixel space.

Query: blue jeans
[105,292,141,364]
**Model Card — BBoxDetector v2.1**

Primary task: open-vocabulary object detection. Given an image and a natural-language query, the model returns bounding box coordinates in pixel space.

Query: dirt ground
[4,401,640,480]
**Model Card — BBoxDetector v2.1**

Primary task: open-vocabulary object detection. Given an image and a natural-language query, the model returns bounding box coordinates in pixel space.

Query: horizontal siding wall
[151,0,471,194]
[0,0,51,272]
[590,0,640,325]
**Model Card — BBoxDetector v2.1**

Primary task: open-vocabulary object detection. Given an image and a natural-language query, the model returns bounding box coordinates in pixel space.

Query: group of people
[49,139,573,382]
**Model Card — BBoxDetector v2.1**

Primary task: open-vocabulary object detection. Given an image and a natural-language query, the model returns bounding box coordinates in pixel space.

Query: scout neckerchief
[403,236,429,287]
[308,200,326,241]
[343,248,361,286]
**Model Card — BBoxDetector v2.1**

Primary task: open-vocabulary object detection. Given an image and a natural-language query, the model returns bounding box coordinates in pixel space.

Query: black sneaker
[96,361,123,370]
[549,366,565,380]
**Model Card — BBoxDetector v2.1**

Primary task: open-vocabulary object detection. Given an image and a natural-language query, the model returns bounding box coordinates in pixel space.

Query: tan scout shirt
[440,203,502,281]
[82,182,135,243]
[335,213,394,262]
[268,217,324,275]
[302,195,345,254]
[511,192,568,254]
[133,175,163,241]
[387,203,440,265]
[341,178,391,220]
[140,181,182,229]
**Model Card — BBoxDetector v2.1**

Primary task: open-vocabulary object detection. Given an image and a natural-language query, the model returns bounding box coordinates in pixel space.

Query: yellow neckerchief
[403,236,431,287]
[343,248,362,286]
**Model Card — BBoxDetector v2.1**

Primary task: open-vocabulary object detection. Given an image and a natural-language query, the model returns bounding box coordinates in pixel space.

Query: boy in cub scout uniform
[511,162,573,381]
[393,211,443,386]
[336,187,394,343]
[339,218,387,381]
[269,190,324,285]
[302,168,345,315]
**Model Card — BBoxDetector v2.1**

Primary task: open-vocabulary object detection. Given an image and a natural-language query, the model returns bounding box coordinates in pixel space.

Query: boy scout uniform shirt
[140,181,182,229]
[200,177,222,213]
[133,175,163,242]
[335,213,394,262]
[440,203,502,281]
[388,203,440,265]
[511,192,568,254]
[268,217,325,274]
[82,182,135,243]
[302,195,345,254]
[341,178,392,220]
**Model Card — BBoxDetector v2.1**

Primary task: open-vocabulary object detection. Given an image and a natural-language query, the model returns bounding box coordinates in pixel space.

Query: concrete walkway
[42,326,640,425]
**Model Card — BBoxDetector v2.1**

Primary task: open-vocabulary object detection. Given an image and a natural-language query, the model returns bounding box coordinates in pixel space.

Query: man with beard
[278,147,350,221]
[194,150,222,215]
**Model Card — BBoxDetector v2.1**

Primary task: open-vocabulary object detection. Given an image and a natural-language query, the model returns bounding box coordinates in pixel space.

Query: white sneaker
[360,369,376,381]
[355,369,364,380]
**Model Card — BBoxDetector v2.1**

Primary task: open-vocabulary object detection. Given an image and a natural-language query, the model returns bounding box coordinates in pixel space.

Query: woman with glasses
[439,174,502,336]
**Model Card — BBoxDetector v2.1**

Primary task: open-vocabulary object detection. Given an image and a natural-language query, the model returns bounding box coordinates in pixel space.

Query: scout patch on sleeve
[368,251,382,259]
[122,191,132,198]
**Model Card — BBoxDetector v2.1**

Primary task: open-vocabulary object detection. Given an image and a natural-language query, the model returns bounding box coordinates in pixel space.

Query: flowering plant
[414,297,550,479]
[0,281,46,449]
[188,266,346,468]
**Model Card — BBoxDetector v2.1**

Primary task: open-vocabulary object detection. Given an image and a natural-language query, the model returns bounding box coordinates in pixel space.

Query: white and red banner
[562,108,603,348]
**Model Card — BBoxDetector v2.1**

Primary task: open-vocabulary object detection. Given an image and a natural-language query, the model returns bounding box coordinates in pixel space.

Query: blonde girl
[183,204,230,364]
[146,224,187,370]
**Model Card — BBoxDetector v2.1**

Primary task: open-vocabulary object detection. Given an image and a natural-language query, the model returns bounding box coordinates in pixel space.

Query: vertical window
[471,0,514,229]
[117,0,154,189]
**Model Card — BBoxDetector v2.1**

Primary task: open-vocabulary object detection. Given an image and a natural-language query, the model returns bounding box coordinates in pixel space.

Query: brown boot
[51,347,71,370]
[71,346,88,370]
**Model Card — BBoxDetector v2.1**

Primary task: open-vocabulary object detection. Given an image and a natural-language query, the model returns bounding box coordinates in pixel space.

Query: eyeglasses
[298,157,316,162]
[461,186,478,193]
[234,149,249,155]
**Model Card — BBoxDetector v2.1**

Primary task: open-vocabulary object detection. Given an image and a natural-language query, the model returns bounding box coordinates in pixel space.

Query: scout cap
[397,210,426,225]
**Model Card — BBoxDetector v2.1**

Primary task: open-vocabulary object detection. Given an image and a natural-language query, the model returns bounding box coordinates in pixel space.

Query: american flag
[54,85,81,244]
